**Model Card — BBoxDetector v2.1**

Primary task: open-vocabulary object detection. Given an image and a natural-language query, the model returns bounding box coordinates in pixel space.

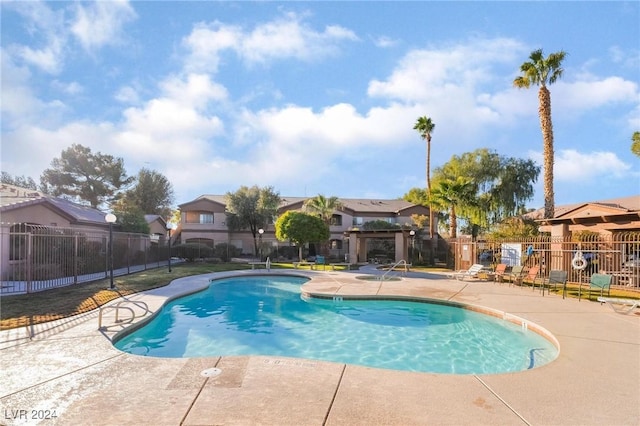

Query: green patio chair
[586,273,612,301]
[540,270,568,297]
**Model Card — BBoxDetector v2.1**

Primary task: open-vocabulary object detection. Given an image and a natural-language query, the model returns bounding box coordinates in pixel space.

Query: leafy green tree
[275,211,329,260]
[433,148,539,237]
[413,116,436,238]
[514,49,567,219]
[490,157,539,218]
[225,185,281,256]
[631,131,640,158]
[110,198,150,234]
[486,216,539,240]
[410,214,429,230]
[1,172,38,190]
[40,144,134,208]
[403,187,429,206]
[125,168,175,218]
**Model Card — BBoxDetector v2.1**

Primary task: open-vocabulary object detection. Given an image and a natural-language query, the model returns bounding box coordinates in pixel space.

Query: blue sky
[2,1,639,211]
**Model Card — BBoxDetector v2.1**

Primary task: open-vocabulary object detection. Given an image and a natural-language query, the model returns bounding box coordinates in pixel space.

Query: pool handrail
[98,299,150,330]
[380,259,409,280]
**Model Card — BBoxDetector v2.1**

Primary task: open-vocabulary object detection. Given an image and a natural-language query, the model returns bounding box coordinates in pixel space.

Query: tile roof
[0,183,109,225]
[144,214,164,224]
[525,195,640,220]
[183,194,415,214]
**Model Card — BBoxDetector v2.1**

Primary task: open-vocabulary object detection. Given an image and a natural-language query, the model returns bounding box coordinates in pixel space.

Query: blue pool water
[115,275,558,374]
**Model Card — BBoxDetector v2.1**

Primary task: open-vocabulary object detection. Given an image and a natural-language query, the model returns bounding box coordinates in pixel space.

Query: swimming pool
[114,275,558,374]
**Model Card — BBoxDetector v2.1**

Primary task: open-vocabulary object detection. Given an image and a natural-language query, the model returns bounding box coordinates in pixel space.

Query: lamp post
[167,222,175,272]
[409,230,415,262]
[258,228,264,261]
[105,213,117,290]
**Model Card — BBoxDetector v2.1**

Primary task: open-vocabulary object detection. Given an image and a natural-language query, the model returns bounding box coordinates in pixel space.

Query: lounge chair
[585,273,613,301]
[448,264,485,281]
[506,265,524,287]
[538,270,568,297]
[597,297,640,314]
[517,265,540,288]
[493,263,508,283]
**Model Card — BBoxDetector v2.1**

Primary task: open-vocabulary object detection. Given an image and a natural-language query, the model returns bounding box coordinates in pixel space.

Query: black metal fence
[448,232,640,289]
[1,225,170,295]
[3,225,638,294]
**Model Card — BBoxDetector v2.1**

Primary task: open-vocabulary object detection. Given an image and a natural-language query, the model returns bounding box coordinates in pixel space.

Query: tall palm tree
[303,194,343,255]
[514,49,567,219]
[430,177,474,239]
[413,116,436,238]
[303,194,343,224]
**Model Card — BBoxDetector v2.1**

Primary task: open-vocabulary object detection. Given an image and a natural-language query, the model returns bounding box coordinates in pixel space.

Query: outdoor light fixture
[105,213,117,290]
[167,222,176,272]
[258,228,264,261]
[409,230,416,261]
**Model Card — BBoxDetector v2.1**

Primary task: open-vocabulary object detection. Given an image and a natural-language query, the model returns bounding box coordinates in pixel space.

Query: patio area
[1,268,638,425]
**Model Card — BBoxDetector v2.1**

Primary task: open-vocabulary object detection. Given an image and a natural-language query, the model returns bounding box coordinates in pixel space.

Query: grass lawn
[2,263,637,331]
[0,262,263,330]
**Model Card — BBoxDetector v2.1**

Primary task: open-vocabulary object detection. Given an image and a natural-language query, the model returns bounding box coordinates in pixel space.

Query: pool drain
[201,368,222,378]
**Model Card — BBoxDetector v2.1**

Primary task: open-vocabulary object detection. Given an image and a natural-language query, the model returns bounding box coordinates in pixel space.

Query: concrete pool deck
[1,268,639,425]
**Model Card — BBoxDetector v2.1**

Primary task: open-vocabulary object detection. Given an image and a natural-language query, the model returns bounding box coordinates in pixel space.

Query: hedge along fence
[1,224,170,295]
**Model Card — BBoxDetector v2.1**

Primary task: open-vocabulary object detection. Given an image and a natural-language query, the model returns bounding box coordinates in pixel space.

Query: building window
[186,211,214,224]
[200,213,214,224]
[352,217,364,226]
[331,214,342,226]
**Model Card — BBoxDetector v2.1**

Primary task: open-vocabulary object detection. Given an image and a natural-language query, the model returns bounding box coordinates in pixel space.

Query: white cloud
[626,104,640,130]
[71,0,137,51]
[182,21,241,73]
[367,37,525,102]
[183,12,358,72]
[17,40,64,74]
[553,77,638,111]
[52,80,83,95]
[159,74,228,109]
[117,95,223,170]
[529,149,632,182]
[1,121,117,182]
[4,0,137,73]
[114,85,140,104]
[0,49,40,120]
[4,0,67,73]
[609,45,640,70]
[373,35,399,48]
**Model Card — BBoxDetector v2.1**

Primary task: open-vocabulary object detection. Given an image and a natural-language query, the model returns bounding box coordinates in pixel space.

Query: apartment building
[176,195,432,262]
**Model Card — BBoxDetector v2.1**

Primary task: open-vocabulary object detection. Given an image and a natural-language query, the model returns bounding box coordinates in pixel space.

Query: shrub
[214,243,241,262]
[174,243,213,262]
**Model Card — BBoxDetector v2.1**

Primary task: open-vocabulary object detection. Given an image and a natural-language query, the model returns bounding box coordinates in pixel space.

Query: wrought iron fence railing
[448,232,640,290]
[1,226,171,295]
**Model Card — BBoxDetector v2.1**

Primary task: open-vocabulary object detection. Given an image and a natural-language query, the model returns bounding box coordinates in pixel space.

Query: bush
[174,243,213,262]
[214,243,241,262]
